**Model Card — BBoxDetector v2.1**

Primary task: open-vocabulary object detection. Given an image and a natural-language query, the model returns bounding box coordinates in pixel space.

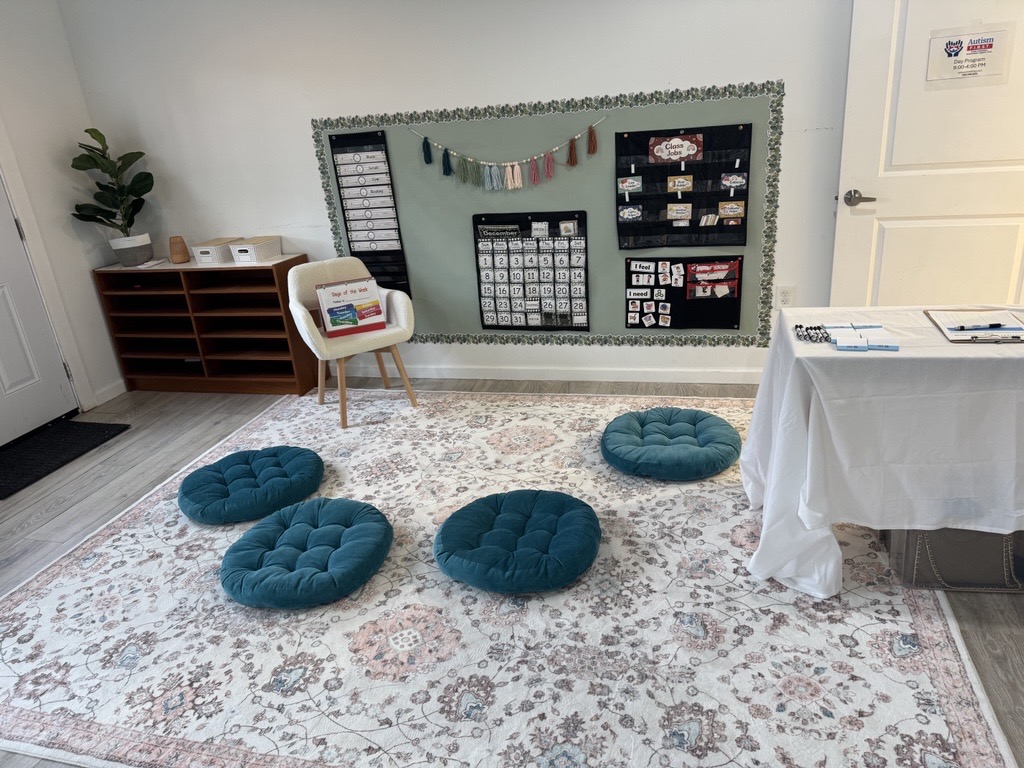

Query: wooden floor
[0,379,1021,768]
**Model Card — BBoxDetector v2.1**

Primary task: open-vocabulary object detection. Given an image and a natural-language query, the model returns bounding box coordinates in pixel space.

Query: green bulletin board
[312,81,783,347]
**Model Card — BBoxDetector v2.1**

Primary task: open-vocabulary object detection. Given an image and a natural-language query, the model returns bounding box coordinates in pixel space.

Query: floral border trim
[312,80,783,348]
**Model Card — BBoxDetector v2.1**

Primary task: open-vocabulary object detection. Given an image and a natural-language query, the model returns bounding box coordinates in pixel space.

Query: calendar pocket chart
[474,211,588,331]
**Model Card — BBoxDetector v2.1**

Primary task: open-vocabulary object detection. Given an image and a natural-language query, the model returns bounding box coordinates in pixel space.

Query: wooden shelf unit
[94,254,317,395]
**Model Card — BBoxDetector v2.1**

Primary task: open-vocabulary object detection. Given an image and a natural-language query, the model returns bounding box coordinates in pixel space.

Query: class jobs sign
[926,26,1012,83]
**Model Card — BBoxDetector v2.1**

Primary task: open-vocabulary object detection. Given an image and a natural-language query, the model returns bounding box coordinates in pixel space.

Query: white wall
[0,0,123,407]
[6,0,854,398]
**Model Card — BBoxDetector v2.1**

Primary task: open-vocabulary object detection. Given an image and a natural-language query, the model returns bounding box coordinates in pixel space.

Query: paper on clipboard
[924,309,1024,343]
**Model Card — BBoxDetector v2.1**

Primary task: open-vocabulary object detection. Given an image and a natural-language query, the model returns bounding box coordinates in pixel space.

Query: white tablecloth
[741,306,1024,598]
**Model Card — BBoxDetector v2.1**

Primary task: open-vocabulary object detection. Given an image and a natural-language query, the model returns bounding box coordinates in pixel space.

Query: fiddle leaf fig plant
[71,128,154,238]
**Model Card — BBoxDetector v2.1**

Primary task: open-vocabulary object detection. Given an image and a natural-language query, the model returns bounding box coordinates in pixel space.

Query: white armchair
[288,257,417,428]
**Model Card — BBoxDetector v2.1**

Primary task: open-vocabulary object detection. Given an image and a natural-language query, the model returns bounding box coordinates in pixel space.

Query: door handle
[843,189,877,206]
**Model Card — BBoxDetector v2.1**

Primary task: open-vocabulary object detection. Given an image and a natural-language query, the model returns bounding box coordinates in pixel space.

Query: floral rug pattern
[0,391,1013,768]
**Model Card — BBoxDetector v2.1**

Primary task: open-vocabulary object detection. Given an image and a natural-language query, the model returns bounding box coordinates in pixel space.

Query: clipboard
[924,309,1024,343]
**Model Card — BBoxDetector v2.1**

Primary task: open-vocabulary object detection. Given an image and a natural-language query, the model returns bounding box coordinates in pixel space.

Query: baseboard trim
[339,340,767,384]
[93,379,128,407]
[342,360,764,385]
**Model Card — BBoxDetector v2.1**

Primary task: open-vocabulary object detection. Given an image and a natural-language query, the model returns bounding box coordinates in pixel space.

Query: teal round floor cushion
[220,497,393,609]
[178,446,324,525]
[434,490,601,593]
[601,407,741,481]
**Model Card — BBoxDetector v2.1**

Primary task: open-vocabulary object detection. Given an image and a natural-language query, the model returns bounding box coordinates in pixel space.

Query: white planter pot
[109,233,154,267]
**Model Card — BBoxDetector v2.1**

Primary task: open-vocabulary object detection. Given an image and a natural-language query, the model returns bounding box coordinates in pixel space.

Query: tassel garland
[566,138,578,167]
[410,117,603,191]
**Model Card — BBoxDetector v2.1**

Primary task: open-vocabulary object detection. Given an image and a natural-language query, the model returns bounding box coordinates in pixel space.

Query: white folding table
[741,306,1024,598]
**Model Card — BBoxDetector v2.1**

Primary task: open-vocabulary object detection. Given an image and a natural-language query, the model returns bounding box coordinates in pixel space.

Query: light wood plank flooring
[0,380,1020,768]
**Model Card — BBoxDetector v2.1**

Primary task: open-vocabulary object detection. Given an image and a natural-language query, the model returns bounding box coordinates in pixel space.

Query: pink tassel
[504,164,514,189]
[529,157,540,185]
[544,152,554,180]
[511,163,523,189]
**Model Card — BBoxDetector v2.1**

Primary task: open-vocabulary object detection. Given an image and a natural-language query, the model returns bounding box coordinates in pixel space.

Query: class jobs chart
[615,123,751,250]
[473,212,588,331]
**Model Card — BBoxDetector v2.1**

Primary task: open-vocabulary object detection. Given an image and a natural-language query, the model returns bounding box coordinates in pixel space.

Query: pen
[957,323,1003,330]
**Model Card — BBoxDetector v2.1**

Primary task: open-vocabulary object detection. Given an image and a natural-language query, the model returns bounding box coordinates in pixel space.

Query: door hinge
[14,217,26,241]
[62,360,73,382]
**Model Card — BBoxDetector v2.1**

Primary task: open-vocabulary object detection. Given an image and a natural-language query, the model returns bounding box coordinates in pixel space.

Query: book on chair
[315,276,386,337]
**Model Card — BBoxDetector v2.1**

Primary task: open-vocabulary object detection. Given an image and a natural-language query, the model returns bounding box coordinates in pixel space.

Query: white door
[0,170,79,445]
[831,0,1024,307]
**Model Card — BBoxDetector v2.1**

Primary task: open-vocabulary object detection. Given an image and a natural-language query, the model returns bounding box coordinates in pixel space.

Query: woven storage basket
[230,236,282,263]
[192,237,243,264]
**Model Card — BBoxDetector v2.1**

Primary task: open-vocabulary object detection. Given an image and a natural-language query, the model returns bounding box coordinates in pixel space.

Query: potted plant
[71,128,155,266]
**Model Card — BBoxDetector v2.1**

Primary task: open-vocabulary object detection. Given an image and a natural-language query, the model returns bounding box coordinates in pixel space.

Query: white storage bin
[192,237,243,264]
[230,236,282,263]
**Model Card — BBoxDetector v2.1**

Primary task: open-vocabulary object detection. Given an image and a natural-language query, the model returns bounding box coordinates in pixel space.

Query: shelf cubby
[94,254,317,395]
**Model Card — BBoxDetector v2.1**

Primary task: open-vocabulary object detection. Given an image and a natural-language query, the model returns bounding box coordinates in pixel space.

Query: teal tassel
[442,148,452,176]
[422,137,432,164]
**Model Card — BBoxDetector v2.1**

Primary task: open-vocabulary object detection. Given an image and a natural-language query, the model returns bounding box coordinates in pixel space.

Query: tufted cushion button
[600,407,741,481]
[177,446,324,524]
[220,497,393,608]
[433,490,601,593]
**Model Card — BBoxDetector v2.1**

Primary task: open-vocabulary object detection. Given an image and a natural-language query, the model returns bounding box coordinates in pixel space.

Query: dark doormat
[0,420,130,500]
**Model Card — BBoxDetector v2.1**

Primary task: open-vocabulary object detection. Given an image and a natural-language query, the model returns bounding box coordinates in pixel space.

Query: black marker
[957,323,1003,330]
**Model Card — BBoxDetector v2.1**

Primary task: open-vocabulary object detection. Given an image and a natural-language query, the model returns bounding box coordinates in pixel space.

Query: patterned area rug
[0,391,1015,768]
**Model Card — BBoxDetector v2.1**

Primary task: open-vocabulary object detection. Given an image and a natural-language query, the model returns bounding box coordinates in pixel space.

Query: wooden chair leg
[389,345,418,408]
[337,356,348,428]
[317,359,327,404]
[374,350,392,389]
